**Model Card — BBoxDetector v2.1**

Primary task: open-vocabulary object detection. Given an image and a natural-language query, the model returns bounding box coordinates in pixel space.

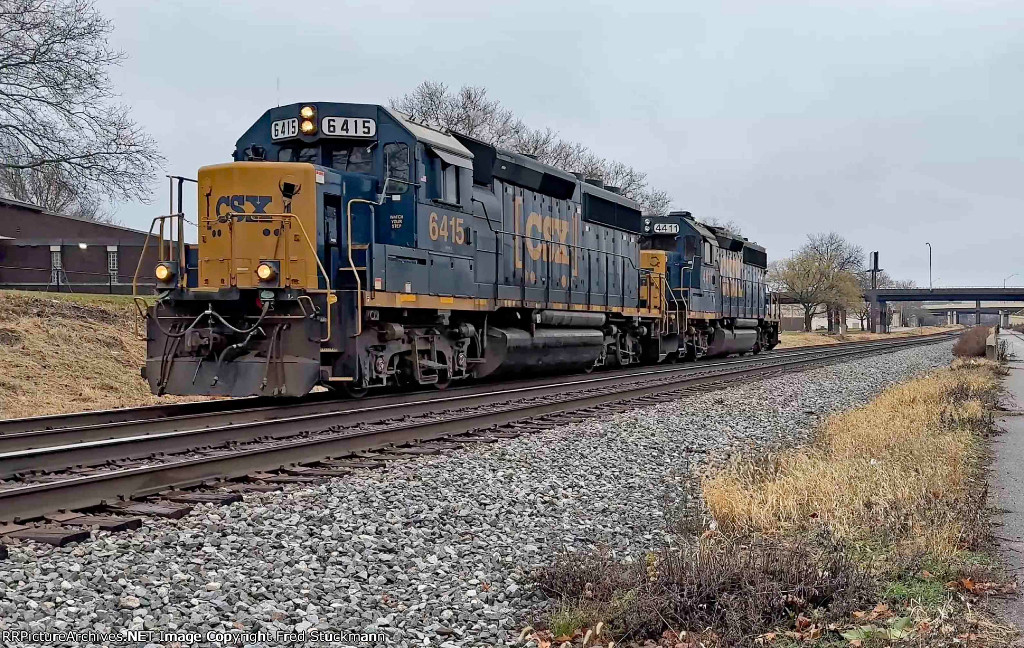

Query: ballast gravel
[0,341,954,647]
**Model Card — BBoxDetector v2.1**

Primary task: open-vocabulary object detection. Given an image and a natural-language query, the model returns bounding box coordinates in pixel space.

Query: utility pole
[925,242,932,289]
[869,251,885,333]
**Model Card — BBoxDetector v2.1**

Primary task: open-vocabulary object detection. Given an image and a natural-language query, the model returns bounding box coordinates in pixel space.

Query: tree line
[769,232,921,332]
[391,81,673,216]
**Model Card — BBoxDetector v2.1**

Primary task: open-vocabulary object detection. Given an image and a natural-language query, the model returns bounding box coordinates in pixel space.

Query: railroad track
[0,333,954,540]
[0,332,955,452]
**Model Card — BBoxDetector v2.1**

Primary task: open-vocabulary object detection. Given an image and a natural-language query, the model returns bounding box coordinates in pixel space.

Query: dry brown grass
[776,325,959,349]
[952,325,993,358]
[530,359,1018,645]
[0,290,205,419]
[702,359,999,560]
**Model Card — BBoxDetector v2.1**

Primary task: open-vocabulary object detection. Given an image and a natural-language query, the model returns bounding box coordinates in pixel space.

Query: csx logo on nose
[215,195,273,222]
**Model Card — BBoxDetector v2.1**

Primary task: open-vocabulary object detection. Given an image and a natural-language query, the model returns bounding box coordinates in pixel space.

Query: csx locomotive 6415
[141,102,779,397]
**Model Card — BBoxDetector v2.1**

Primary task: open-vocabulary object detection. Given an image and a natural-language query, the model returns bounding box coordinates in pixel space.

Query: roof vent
[584,178,604,188]
[572,172,585,181]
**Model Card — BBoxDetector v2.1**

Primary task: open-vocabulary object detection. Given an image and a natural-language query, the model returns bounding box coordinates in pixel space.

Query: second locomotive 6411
[140,102,780,398]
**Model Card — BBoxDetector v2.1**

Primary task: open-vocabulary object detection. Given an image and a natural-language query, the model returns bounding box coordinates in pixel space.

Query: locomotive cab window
[278,147,319,163]
[443,162,460,204]
[329,144,374,174]
[427,146,472,209]
[641,236,677,252]
[383,143,410,193]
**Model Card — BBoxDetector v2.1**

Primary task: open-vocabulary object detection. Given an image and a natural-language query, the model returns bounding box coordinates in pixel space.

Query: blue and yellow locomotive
[141,102,779,397]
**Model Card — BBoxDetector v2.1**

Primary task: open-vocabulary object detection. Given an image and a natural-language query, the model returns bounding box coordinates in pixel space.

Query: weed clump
[538,534,872,644]
[952,325,992,357]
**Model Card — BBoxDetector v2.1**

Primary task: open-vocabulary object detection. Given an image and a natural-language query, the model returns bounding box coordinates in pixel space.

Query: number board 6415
[321,117,376,138]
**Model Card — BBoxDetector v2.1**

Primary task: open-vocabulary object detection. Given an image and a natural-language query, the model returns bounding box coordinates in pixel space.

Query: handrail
[345,199,374,337]
[662,273,686,334]
[132,213,187,337]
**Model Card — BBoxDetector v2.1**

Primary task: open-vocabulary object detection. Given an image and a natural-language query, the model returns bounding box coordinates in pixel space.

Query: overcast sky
[98,0,1024,287]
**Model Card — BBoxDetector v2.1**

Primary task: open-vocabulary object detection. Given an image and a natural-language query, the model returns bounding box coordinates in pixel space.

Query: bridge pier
[871,300,889,333]
[976,300,982,326]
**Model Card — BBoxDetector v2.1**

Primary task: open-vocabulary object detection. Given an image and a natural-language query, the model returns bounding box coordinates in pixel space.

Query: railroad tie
[281,466,352,478]
[419,442,464,450]
[162,491,243,506]
[205,480,282,493]
[106,501,194,520]
[320,459,386,469]
[1,525,91,547]
[44,513,143,533]
[483,432,521,439]
[389,447,441,456]
[248,472,321,484]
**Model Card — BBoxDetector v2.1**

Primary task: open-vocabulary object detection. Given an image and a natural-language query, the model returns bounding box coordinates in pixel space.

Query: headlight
[155,263,174,282]
[256,263,277,281]
[299,105,317,134]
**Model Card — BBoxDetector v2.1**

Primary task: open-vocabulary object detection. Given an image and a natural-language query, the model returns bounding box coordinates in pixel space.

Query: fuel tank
[474,327,604,378]
[705,327,758,357]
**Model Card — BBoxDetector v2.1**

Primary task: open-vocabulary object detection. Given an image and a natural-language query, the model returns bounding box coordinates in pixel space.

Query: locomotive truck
[139,102,779,397]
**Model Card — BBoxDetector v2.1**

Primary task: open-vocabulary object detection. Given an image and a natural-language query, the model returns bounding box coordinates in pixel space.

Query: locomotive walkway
[0,333,954,544]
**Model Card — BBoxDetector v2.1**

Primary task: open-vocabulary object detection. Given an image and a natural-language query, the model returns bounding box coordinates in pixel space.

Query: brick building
[0,197,165,294]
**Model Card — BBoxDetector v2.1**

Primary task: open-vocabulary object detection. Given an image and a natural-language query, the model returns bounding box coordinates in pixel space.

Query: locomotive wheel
[342,382,369,398]
[433,370,451,391]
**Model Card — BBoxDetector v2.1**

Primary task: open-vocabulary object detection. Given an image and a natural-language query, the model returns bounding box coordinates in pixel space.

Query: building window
[50,248,62,284]
[107,248,118,283]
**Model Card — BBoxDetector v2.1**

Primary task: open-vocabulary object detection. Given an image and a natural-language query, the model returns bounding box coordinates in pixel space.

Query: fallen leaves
[947,577,1018,596]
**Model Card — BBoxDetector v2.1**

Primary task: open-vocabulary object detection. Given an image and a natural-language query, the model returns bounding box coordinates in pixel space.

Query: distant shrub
[952,325,991,357]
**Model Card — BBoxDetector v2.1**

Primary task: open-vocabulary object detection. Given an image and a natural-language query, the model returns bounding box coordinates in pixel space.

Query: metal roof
[384,108,474,160]
[0,196,150,236]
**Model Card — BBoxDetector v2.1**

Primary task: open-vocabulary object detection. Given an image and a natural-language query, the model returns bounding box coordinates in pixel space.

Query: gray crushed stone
[0,341,954,647]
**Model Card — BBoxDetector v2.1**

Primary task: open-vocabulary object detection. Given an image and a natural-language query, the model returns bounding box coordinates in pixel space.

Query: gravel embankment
[0,341,954,647]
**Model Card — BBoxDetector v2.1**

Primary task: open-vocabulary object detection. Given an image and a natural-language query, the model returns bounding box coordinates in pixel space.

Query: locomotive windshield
[327,144,374,173]
[275,143,376,175]
[276,146,318,163]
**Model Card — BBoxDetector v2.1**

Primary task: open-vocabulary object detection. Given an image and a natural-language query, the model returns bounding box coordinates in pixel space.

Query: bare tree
[0,165,117,222]
[771,233,866,332]
[769,255,831,332]
[392,81,672,214]
[804,232,864,332]
[0,0,162,205]
[636,188,671,217]
[702,216,743,237]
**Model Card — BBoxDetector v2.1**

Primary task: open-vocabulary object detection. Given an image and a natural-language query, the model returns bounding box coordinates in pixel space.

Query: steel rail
[0,332,957,453]
[0,333,953,522]
[0,333,957,460]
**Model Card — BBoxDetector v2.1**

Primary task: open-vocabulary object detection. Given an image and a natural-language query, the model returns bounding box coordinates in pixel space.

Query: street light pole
[925,242,932,289]
[1004,273,1018,288]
